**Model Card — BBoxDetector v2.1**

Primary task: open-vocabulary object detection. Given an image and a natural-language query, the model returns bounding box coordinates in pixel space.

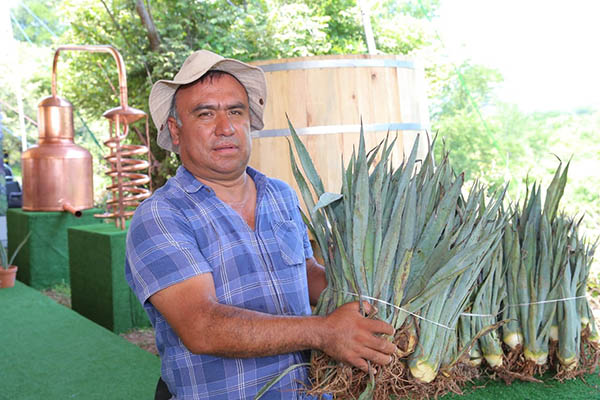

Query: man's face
[168,74,252,182]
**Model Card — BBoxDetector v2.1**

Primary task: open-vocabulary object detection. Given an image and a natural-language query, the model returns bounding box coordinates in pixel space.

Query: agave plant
[1,231,31,270]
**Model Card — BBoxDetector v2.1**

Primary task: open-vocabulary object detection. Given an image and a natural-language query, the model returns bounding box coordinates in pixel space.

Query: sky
[435,0,600,112]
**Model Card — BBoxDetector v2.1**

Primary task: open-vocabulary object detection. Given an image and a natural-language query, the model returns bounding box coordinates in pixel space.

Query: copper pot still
[21,45,152,223]
[21,93,93,216]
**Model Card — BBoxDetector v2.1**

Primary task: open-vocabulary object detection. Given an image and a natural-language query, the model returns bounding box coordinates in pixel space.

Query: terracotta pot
[0,266,18,288]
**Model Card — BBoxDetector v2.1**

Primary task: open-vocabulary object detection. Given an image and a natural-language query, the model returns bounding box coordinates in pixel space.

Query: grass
[41,280,71,307]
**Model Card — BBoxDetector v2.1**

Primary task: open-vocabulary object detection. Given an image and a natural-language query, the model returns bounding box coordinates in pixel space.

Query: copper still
[21,81,93,216]
[22,45,151,227]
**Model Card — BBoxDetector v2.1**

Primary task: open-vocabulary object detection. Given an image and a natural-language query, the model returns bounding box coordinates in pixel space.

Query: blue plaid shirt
[125,165,314,399]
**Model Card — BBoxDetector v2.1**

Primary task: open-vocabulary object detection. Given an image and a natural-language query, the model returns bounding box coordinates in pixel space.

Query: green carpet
[7,208,105,288]
[441,373,600,399]
[0,281,160,400]
[68,222,150,333]
[2,281,600,399]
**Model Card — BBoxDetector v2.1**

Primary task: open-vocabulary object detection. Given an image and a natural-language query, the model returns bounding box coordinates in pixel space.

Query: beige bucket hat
[149,49,267,153]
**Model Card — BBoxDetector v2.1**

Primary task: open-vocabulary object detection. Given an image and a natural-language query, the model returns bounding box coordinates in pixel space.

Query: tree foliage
[54,0,437,188]
[10,0,68,45]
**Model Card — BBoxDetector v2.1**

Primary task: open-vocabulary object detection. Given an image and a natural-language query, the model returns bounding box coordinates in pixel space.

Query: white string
[338,290,453,330]
[459,295,588,319]
[507,295,586,307]
[460,312,495,317]
[334,289,587,327]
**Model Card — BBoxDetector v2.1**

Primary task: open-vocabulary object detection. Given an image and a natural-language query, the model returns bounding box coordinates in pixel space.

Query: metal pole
[357,0,377,54]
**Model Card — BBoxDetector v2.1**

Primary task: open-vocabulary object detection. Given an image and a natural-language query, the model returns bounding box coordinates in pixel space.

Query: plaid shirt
[125,165,314,399]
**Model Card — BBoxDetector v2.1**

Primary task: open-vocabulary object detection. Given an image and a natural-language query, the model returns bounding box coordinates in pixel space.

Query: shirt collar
[174,165,267,194]
[174,165,205,193]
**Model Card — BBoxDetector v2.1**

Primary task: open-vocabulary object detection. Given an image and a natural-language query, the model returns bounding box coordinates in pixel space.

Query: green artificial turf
[7,208,104,288]
[441,372,600,400]
[0,281,160,400]
[2,281,600,399]
[68,222,150,333]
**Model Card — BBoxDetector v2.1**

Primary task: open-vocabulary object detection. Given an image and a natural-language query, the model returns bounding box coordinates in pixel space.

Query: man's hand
[318,301,397,373]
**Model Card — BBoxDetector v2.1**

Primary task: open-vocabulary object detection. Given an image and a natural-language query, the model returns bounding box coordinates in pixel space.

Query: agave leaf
[543,159,569,222]
[313,192,343,212]
[254,363,310,400]
[286,116,325,197]
[352,124,370,294]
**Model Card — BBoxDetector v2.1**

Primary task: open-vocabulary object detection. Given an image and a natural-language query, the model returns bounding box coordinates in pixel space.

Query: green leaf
[286,115,325,197]
[313,192,343,212]
[253,363,310,400]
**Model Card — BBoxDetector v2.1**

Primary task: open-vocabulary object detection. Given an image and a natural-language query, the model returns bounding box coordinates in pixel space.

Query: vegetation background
[1,0,598,272]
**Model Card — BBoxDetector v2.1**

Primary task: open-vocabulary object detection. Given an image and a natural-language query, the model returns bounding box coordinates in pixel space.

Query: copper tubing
[52,45,128,109]
[61,201,83,218]
[94,112,152,230]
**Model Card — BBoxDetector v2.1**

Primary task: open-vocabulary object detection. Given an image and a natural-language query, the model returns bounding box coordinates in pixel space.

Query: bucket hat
[149,50,267,153]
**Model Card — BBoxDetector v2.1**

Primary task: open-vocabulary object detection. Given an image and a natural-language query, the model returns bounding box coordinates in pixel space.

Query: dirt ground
[41,287,159,356]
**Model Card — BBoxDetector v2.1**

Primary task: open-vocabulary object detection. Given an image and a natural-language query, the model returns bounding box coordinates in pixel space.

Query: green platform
[0,281,160,399]
[7,208,104,288]
[68,222,150,333]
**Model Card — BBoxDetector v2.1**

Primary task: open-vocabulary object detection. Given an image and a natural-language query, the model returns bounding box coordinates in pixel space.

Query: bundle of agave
[405,181,506,390]
[497,163,570,380]
[287,120,506,399]
[458,241,507,371]
[554,214,600,378]
[497,162,600,382]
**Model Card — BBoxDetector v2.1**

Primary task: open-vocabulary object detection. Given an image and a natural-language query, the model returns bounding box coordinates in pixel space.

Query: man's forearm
[150,274,396,371]
[185,301,325,358]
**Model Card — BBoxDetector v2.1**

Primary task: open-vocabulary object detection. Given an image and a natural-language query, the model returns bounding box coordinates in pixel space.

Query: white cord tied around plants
[338,290,453,330]
[462,295,589,318]
[335,290,587,329]
[507,295,587,308]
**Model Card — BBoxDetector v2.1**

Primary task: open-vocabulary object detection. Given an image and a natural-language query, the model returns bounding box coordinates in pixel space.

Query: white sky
[435,0,600,112]
[2,0,599,113]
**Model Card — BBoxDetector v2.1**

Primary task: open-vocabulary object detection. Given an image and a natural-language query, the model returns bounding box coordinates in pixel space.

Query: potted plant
[0,232,31,289]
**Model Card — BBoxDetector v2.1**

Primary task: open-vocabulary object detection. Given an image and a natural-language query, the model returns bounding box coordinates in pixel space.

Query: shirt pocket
[272,220,305,266]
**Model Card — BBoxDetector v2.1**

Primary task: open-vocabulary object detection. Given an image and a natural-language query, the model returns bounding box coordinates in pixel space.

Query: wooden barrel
[249,54,430,204]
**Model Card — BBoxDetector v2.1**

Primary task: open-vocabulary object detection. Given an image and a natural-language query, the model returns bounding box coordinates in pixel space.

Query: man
[125,50,396,399]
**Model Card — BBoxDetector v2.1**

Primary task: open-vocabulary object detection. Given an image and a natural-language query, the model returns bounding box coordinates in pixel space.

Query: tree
[10,0,67,45]
[56,0,439,188]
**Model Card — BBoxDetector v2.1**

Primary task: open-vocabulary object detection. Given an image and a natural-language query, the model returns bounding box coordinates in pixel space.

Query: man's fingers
[360,333,397,356]
[358,346,394,366]
[360,300,377,315]
[350,357,370,373]
[366,318,395,336]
